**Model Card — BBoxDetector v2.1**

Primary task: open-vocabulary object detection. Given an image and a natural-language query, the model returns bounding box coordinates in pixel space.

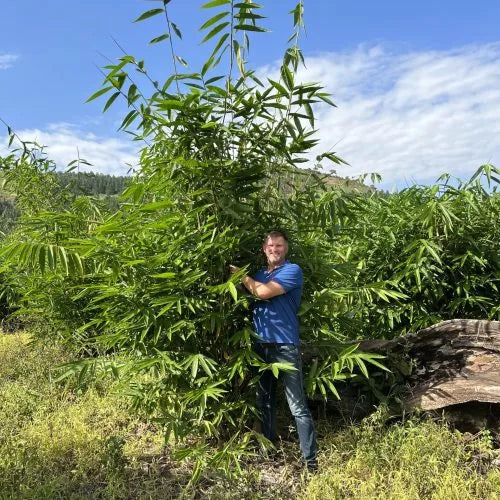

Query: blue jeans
[254,343,317,466]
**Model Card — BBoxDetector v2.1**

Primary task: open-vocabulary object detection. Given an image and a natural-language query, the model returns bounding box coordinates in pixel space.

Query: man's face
[263,236,288,267]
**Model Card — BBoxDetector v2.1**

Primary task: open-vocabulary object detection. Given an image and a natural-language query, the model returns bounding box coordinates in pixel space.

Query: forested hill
[2,168,369,200]
[0,171,130,235]
[0,169,370,236]
[55,171,130,196]
[0,171,130,200]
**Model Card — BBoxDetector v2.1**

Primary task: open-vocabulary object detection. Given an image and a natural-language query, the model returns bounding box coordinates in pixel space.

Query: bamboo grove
[0,0,499,478]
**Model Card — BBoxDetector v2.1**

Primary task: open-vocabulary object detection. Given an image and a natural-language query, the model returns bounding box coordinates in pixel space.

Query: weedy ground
[1,333,498,499]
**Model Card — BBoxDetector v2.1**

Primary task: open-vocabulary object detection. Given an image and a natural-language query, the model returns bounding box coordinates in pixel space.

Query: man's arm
[229,265,285,300]
[241,275,286,300]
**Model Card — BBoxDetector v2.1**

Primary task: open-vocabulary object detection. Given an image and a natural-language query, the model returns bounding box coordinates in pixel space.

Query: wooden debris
[358,319,500,411]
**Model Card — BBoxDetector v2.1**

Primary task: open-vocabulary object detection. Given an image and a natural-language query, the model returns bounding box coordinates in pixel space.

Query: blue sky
[1,0,500,187]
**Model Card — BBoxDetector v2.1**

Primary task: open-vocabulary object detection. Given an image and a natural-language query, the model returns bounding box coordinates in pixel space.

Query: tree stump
[358,319,500,411]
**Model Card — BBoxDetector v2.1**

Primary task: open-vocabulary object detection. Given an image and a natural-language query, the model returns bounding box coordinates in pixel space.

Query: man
[230,231,318,472]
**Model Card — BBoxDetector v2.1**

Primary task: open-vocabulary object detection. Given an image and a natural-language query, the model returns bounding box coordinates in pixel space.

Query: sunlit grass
[303,410,500,500]
[1,333,498,499]
[0,333,166,498]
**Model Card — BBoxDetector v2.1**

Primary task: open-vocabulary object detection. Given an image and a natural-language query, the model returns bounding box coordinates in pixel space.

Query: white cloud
[1,123,138,176]
[3,43,500,186]
[0,53,19,69]
[266,43,500,186]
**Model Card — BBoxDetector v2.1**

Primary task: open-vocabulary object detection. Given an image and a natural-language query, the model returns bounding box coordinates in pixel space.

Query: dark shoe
[306,461,318,474]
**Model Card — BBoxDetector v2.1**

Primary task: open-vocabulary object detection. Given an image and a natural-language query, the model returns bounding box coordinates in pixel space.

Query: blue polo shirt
[252,261,303,346]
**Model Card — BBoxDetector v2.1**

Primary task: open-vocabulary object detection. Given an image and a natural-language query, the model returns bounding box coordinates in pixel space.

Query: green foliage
[313,167,500,338]
[0,0,499,482]
[0,171,128,241]
[0,143,68,215]
[0,141,123,339]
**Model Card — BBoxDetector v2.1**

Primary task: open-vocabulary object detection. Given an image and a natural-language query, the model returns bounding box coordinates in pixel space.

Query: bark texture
[358,319,500,410]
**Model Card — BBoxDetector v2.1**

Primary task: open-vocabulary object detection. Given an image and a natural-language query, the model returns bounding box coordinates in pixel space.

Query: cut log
[358,319,500,411]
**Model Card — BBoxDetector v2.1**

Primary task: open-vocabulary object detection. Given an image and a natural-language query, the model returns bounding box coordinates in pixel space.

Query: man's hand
[229,264,241,275]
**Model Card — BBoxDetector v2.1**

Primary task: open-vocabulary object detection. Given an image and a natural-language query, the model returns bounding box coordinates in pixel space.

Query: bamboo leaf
[39,245,46,274]
[191,356,199,378]
[235,12,265,21]
[354,356,369,378]
[324,379,340,399]
[357,354,391,372]
[156,99,184,110]
[234,24,268,33]
[199,11,229,30]
[153,272,177,279]
[176,55,188,67]
[47,245,56,270]
[140,200,173,211]
[170,22,182,39]
[234,2,262,7]
[268,79,288,96]
[119,110,138,130]
[86,86,113,103]
[228,282,238,302]
[199,356,215,377]
[127,84,137,105]
[201,22,229,43]
[149,33,170,44]
[133,8,164,23]
[58,246,69,275]
[205,75,224,85]
[208,32,230,60]
[103,91,120,112]
[234,40,245,75]
[281,65,294,90]
[202,0,230,8]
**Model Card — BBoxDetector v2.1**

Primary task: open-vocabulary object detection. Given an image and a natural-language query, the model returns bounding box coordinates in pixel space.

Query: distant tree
[0,199,20,237]
[56,171,129,196]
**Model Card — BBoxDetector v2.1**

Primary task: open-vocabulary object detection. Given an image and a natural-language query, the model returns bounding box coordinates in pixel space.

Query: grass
[1,332,498,499]
[304,412,500,500]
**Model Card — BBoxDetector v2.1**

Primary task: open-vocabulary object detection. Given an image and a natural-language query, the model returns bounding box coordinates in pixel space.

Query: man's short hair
[264,230,289,244]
